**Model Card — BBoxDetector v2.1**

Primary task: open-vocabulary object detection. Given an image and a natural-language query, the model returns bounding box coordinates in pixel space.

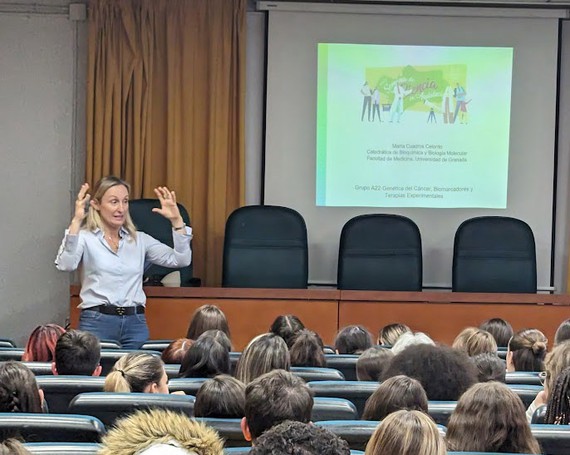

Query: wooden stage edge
[70,286,570,350]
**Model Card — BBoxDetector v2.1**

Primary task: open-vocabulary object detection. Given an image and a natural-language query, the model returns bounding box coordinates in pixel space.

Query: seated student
[334,325,373,355]
[161,338,193,364]
[472,353,506,383]
[356,346,394,381]
[390,331,434,356]
[545,366,570,424]
[453,328,497,357]
[269,314,305,348]
[52,329,102,376]
[235,333,290,384]
[0,439,31,455]
[362,375,428,421]
[451,327,477,352]
[479,317,513,347]
[241,369,313,443]
[365,410,446,455]
[0,362,44,413]
[186,304,230,341]
[22,323,66,362]
[250,420,350,455]
[378,323,411,346]
[99,408,224,455]
[105,353,171,394]
[507,328,548,372]
[446,382,541,454]
[554,319,570,347]
[194,375,245,419]
[178,333,230,378]
[289,329,325,368]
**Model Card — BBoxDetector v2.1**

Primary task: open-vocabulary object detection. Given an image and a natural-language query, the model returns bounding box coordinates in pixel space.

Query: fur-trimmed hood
[98,409,224,455]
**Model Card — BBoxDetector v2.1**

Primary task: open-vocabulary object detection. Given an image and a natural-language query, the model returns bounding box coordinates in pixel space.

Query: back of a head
[250,420,350,455]
[235,333,290,384]
[270,314,305,348]
[194,375,245,419]
[105,353,164,393]
[22,323,66,362]
[179,335,230,378]
[479,318,513,347]
[451,327,477,352]
[54,329,101,375]
[379,323,411,346]
[365,410,446,455]
[290,329,325,367]
[335,325,373,355]
[459,329,497,357]
[186,305,230,341]
[391,332,434,356]
[356,346,394,381]
[472,353,506,383]
[554,319,570,346]
[508,328,548,372]
[0,439,31,455]
[446,382,540,454]
[545,366,570,424]
[99,408,224,455]
[545,340,570,393]
[382,344,477,401]
[245,369,314,440]
[161,338,194,364]
[0,361,42,413]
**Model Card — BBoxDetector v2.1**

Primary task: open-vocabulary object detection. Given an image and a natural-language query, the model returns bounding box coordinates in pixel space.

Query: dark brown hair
[194,375,245,419]
[186,305,230,340]
[508,328,547,372]
[479,318,513,347]
[0,362,43,413]
[356,346,394,381]
[161,338,193,364]
[290,330,325,367]
[269,315,305,348]
[335,325,372,355]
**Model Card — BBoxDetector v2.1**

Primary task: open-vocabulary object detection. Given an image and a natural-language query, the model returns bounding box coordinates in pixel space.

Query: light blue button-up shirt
[55,227,192,309]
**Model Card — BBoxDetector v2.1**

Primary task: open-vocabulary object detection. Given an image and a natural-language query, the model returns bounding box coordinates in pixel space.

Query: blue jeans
[79,309,149,349]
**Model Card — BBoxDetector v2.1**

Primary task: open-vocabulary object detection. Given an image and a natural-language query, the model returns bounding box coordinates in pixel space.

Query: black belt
[87,305,145,316]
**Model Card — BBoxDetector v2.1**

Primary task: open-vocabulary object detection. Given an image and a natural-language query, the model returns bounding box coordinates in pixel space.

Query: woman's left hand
[152,187,184,227]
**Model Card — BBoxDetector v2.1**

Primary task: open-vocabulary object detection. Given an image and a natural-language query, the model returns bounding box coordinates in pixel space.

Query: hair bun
[532,341,546,354]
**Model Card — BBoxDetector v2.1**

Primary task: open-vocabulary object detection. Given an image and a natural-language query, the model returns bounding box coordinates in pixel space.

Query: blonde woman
[55,176,192,348]
[453,328,497,357]
[105,353,170,394]
[235,333,290,384]
[365,410,446,455]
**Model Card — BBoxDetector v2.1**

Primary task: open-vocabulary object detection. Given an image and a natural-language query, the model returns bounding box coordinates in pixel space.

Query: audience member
[249,420,350,455]
[178,333,230,378]
[453,328,497,357]
[356,346,394,381]
[479,317,513,347]
[241,369,313,442]
[99,408,224,455]
[161,338,193,364]
[365,409,446,455]
[0,439,31,455]
[472,353,506,383]
[451,327,477,352]
[334,325,373,355]
[378,323,411,346]
[289,329,325,367]
[554,318,570,346]
[200,329,231,352]
[269,314,305,348]
[52,329,102,376]
[194,375,245,419]
[391,332,434,356]
[382,344,477,401]
[0,361,43,413]
[105,353,169,394]
[507,328,547,372]
[545,366,570,424]
[235,333,290,384]
[186,305,230,341]
[446,382,540,454]
[22,323,65,362]
[362,375,428,421]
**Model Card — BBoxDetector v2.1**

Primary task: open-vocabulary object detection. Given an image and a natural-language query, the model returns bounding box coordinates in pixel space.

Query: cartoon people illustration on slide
[422,96,439,124]
[453,82,466,124]
[371,87,382,122]
[390,80,411,123]
[442,86,454,124]
[361,82,372,121]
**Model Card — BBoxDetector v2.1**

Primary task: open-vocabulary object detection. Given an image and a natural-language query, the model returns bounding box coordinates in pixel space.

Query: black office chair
[35,376,106,414]
[290,367,345,382]
[25,443,101,454]
[129,199,198,287]
[308,381,379,418]
[452,216,537,293]
[222,205,308,288]
[337,214,422,291]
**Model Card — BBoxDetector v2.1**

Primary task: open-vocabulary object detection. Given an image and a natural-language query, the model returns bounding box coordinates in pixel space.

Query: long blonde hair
[84,176,137,239]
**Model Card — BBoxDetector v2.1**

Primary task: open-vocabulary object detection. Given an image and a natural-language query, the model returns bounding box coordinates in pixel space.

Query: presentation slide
[316,43,514,208]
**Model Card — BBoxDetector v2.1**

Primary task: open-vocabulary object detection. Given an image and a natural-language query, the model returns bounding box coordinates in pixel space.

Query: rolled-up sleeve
[143,227,193,268]
[55,230,84,271]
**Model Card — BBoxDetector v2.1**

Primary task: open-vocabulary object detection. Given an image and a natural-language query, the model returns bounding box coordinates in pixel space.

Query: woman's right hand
[69,183,90,234]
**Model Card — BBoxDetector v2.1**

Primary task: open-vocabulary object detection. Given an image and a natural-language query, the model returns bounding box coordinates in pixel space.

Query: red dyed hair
[22,324,66,362]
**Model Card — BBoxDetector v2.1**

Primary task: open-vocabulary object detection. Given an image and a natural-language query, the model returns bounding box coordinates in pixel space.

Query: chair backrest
[222,205,308,288]
[23,362,54,376]
[291,367,345,382]
[129,199,194,286]
[452,216,537,293]
[507,384,543,408]
[100,340,121,349]
[25,443,101,454]
[308,381,379,418]
[164,364,181,379]
[99,349,161,375]
[68,392,195,428]
[141,340,173,352]
[531,424,570,455]
[35,376,106,414]
[312,397,358,421]
[324,355,359,381]
[195,418,246,447]
[337,214,422,291]
[0,338,16,348]
[427,401,457,425]
[0,413,105,442]
[505,371,542,385]
[497,347,508,360]
[531,404,547,424]
[168,378,207,395]
[0,347,24,361]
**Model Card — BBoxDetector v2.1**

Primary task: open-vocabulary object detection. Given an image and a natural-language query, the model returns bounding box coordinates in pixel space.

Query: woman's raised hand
[68,183,90,234]
[153,186,184,227]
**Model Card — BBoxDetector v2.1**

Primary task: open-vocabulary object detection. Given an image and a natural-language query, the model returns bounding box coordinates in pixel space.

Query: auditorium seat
[531,404,547,424]
[531,424,570,455]
[308,381,379,417]
[23,362,54,376]
[505,371,542,385]
[337,214,422,291]
[427,401,457,425]
[141,340,173,352]
[312,397,359,421]
[452,216,537,293]
[194,418,246,447]
[99,349,162,375]
[99,340,121,349]
[25,443,101,454]
[0,338,16,348]
[68,392,195,427]
[0,413,105,442]
[35,376,105,414]
[222,205,308,288]
[164,363,181,379]
[291,366,345,382]
[324,354,359,381]
[507,384,542,407]
[168,377,207,395]
[0,347,24,360]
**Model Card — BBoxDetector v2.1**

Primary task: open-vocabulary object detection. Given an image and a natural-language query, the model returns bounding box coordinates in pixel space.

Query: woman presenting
[55,176,192,349]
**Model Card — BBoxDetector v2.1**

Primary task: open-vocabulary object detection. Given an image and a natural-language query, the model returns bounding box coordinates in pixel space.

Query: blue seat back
[308,381,379,418]
[35,376,106,414]
[291,367,345,382]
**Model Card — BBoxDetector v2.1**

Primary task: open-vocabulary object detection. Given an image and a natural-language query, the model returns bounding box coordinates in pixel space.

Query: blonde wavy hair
[84,176,137,239]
